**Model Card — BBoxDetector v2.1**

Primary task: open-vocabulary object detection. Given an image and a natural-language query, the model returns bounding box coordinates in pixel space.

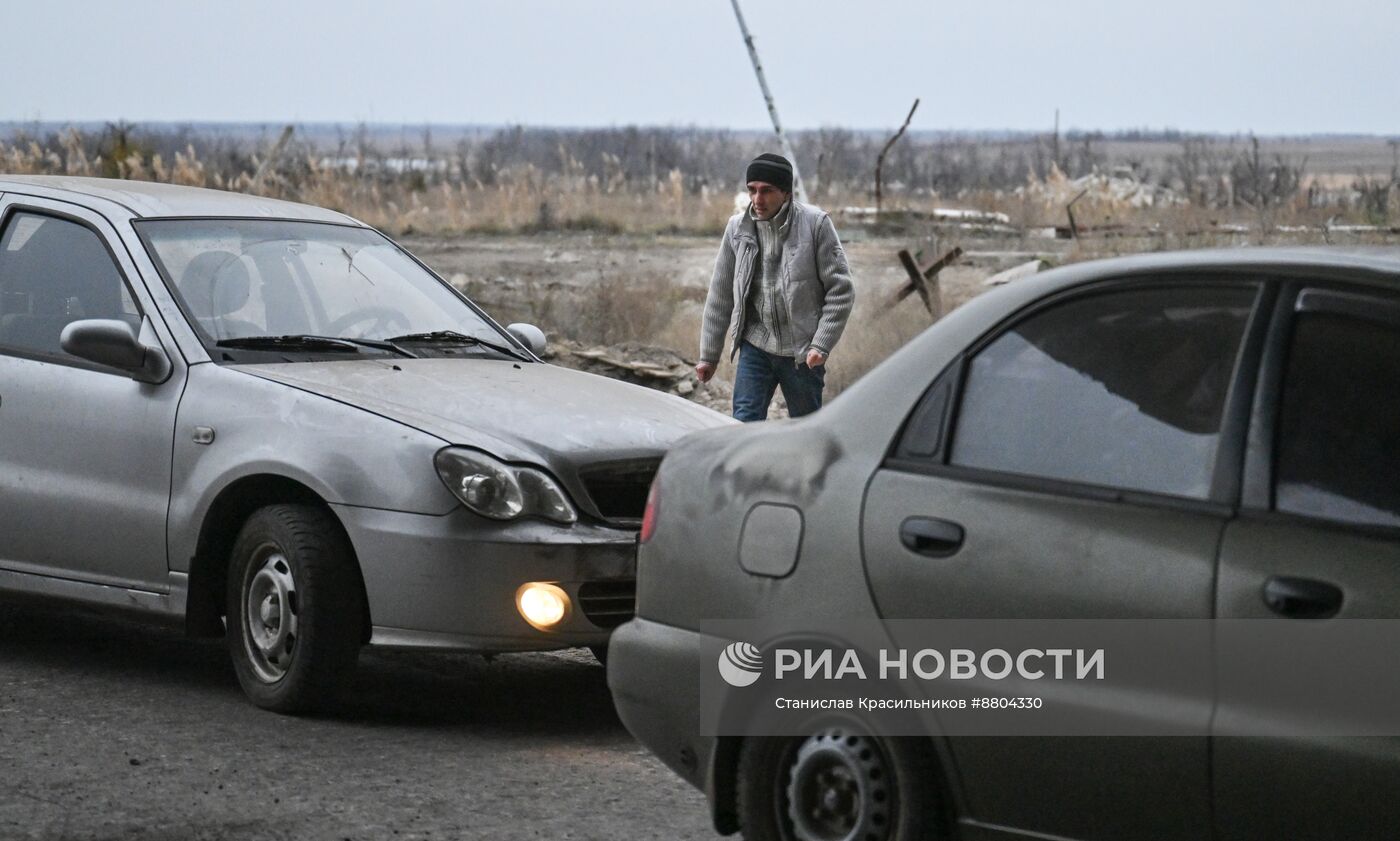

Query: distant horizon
[3,120,1396,143]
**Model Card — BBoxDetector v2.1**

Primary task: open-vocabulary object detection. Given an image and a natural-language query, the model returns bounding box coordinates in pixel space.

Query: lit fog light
[516,582,571,630]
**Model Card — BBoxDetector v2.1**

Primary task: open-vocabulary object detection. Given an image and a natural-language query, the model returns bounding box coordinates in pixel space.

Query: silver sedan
[0,174,730,713]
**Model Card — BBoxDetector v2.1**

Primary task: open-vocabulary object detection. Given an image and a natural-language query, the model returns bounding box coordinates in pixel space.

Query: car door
[860,278,1267,840]
[0,197,182,591]
[1213,281,1400,839]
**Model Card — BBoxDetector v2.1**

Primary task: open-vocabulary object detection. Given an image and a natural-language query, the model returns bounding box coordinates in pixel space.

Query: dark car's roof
[0,174,358,223]
[1043,245,1400,289]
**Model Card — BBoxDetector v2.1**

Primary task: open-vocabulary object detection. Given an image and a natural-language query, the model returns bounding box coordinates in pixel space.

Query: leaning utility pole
[729,0,807,203]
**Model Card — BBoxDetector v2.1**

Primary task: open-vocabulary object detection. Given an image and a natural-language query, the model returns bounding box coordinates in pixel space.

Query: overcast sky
[8,0,1396,134]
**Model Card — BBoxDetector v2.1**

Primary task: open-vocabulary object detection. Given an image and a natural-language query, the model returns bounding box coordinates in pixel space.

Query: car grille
[578,459,660,523]
[577,580,636,629]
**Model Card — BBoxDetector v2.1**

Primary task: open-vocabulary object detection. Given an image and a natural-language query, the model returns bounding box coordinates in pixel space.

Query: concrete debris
[1017,163,1185,210]
[840,206,1012,226]
[983,259,1046,286]
[1316,223,1400,234]
[543,339,735,414]
[569,347,678,380]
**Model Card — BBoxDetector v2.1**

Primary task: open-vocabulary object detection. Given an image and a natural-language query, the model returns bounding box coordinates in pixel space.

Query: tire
[225,504,365,713]
[736,729,943,841]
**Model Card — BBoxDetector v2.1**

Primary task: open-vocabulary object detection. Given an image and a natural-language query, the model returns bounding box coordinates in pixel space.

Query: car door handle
[899,517,965,558]
[1262,575,1343,619]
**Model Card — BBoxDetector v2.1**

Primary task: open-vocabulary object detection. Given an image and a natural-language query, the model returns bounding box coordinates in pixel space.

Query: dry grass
[309,169,738,237]
[1,129,740,236]
[7,128,1394,240]
[823,299,934,393]
[516,278,706,356]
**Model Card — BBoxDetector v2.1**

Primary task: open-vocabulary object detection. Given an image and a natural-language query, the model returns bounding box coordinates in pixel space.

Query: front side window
[1275,297,1400,528]
[950,285,1257,499]
[136,219,508,355]
[0,212,139,359]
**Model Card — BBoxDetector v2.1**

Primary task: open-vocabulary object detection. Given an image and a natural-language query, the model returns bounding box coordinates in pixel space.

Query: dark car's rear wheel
[737,730,942,841]
[226,504,364,713]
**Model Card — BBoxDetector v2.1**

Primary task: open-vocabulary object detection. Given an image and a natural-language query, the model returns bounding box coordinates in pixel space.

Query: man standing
[695,153,854,421]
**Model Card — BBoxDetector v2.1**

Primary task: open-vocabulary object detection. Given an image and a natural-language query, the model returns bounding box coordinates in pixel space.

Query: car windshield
[136,219,510,355]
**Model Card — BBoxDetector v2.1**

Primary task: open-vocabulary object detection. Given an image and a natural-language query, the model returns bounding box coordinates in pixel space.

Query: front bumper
[332,503,637,652]
[608,617,720,801]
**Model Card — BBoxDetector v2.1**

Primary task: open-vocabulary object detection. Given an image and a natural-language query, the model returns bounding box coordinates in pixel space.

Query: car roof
[0,174,361,224]
[1041,244,1400,289]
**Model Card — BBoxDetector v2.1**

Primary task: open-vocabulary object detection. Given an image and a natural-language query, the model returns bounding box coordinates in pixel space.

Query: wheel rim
[785,730,893,841]
[242,547,299,683]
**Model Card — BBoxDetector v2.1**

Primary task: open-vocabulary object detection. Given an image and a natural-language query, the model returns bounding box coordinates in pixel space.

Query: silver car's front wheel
[242,549,299,683]
[226,504,365,713]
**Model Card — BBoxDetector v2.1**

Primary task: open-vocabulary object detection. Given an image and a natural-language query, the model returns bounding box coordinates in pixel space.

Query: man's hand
[805,348,827,369]
[695,361,716,383]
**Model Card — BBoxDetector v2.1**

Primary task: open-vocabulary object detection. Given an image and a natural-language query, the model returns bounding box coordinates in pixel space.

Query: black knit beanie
[745,153,794,194]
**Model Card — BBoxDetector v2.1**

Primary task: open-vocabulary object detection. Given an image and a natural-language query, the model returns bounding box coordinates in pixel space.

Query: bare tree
[1232,134,1306,238]
[875,98,920,218]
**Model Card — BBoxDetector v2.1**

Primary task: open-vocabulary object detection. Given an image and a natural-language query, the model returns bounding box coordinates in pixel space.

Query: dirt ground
[399,229,1012,334]
[399,227,1058,405]
[399,223,1399,405]
[401,219,1400,321]
[0,601,716,841]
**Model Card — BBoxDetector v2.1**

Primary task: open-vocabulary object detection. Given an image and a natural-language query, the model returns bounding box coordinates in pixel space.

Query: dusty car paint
[610,246,1400,839]
[238,357,723,478]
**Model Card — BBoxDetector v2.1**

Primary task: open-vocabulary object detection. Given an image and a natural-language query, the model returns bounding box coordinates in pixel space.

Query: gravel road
[0,601,717,841]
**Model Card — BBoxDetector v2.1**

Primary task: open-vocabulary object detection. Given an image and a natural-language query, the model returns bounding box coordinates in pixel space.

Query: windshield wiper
[215,334,417,358]
[384,330,531,362]
[334,336,417,358]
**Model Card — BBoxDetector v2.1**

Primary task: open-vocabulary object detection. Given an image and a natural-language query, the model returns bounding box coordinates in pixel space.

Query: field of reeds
[4,122,1398,237]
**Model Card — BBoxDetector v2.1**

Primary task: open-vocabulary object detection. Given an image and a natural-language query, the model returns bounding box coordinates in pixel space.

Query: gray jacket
[699,201,855,364]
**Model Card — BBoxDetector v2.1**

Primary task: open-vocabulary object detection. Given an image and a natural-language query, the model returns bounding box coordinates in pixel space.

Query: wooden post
[876,98,920,221]
[730,0,806,203]
[253,125,295,188]
[1066,188,1088,241]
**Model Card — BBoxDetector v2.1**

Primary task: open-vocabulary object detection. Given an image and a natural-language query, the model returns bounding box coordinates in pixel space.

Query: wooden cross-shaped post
[891,246,962,318]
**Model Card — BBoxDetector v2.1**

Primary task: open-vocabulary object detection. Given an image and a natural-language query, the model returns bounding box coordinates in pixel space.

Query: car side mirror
[506,322,547,356]
[60,318,172,384]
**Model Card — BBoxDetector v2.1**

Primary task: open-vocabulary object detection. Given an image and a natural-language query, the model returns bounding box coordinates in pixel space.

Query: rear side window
[0,212,138,359]
[950,285,1257,499]
[1275,295,1400,528]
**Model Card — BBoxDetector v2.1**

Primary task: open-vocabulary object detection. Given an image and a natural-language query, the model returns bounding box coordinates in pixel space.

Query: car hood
[233,358,732,467]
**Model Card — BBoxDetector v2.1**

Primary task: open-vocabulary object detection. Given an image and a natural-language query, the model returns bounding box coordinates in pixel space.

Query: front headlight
[434,448,578,524]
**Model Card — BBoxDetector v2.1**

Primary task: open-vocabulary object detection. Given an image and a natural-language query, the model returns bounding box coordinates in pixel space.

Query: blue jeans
[732,340,826,422]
